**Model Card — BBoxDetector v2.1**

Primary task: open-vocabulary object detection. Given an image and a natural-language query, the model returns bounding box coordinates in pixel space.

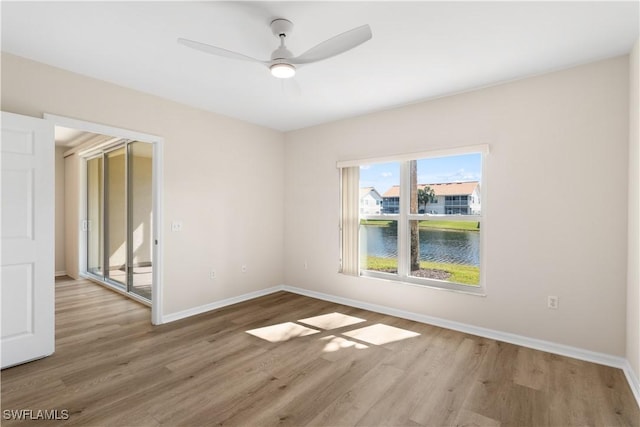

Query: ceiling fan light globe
[270,63,296,79]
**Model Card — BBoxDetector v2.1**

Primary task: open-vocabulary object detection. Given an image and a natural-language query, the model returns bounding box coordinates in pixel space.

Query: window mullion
[398,161,410,278]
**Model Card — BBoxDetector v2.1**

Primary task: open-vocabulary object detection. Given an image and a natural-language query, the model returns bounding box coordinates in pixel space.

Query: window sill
[359,270,486,297]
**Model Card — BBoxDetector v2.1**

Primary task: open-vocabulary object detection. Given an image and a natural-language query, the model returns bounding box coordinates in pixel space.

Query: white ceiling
[2,1,638,132]
[54,126,99,147]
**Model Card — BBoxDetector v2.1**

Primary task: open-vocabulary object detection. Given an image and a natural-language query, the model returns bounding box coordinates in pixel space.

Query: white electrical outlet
[210,270,216,280]
[547,296,559,309]
[241,265,247,273]
[171,221,183,232]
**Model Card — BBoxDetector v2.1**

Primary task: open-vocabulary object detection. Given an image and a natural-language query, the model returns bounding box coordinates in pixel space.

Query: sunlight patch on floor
[246,322,320,343]
[342,323,420,346]
[320,335,369,352]
[298,312,366,330]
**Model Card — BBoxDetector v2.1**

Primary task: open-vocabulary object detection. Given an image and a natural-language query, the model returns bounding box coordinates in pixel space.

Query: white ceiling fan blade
[177,38,268,64]
[290,24,372,65]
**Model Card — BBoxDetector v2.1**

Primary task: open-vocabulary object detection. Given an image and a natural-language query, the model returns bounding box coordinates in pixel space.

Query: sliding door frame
[44,113,164,325]
[86,153,104,279]
[103,144,129,290]
[126,143,133,292]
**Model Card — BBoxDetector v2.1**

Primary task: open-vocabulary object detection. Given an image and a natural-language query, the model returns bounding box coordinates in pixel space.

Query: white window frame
[339,144,488,295]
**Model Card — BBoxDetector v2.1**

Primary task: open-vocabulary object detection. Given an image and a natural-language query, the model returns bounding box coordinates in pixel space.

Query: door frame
[44,114,164,325]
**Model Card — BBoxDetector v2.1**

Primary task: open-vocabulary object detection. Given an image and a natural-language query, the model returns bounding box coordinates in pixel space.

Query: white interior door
[1,112,55,369]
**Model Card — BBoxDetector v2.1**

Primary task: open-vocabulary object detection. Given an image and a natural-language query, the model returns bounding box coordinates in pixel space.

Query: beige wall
[54,146,66,274]
[628,39,640,382]
[0,52,285,316]
[284,56,630,356]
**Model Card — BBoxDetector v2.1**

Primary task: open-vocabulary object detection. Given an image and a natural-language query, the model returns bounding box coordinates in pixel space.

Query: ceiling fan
[178,18,372,79]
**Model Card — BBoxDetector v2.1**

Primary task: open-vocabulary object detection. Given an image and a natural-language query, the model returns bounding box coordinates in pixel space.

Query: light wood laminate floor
[2,277,638,426]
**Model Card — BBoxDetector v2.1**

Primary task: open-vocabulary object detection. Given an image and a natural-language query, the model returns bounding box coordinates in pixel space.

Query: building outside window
[359,187,383,215]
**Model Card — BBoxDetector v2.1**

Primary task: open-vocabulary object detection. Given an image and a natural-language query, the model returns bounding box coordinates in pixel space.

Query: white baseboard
[282,284,639,407]
[55,271,67,277]
[623,360,640,407]
[161,285,284,324]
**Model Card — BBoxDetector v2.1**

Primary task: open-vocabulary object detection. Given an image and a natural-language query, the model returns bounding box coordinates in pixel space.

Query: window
[339,146,486,293]
[358,162,399,273]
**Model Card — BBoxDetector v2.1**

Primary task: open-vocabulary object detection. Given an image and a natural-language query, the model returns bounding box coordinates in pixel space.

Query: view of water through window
[360,225,480,266]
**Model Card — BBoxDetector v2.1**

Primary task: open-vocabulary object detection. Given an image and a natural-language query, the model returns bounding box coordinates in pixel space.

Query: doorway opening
[48,114,163,324]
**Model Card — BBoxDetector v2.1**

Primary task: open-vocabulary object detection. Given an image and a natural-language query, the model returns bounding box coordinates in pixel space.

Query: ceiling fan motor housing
[271,18,294,38]
[271,46,294,61]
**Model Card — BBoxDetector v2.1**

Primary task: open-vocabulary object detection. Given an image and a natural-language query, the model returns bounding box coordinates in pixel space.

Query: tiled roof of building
[382,181,479,198]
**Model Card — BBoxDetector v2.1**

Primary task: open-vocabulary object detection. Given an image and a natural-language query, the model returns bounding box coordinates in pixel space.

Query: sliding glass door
[128,142,153,300]
[105,147,127,286]
[86,141,153,302]
[87,156,103,276]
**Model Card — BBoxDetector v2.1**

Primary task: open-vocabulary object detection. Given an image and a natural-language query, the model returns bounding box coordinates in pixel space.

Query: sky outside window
[359,153,482,195]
